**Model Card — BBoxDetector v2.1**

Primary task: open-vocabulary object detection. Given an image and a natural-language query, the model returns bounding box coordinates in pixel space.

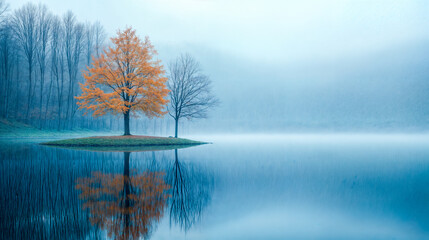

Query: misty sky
[8,0,429,63]
[7,0,429,131]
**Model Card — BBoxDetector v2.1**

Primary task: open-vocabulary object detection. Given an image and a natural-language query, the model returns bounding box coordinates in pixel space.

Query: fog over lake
[8,0,429,133]
[1,1,429,240]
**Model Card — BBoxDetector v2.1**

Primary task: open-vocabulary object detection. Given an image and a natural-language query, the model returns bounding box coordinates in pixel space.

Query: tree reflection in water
[75,152,170,240]
[167,149,213,231]
[75,149,213,239]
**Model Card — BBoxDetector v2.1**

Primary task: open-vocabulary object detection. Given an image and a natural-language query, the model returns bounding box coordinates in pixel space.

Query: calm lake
[1,134,429,240]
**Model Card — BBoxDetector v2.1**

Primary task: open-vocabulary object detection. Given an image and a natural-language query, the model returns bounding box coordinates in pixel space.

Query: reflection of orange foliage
[75,171,170,240]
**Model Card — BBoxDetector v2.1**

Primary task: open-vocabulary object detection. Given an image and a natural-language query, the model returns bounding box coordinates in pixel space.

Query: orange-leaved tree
[76,27,169,135]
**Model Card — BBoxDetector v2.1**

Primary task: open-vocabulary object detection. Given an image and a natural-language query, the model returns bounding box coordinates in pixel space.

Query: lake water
[1,134,429,240]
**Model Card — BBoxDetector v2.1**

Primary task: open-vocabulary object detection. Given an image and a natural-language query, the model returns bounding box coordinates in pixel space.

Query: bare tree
[12,3,38,122]
[63,11,84,128]
[0,19,15,118]
[93,21,105,58]
[35,4,52,127]
[50,16,65,129]
[0,0,10,117]
[0,0,8,20]
[167,54,218,137]
[69,22,84,125]
[84,22,94,66]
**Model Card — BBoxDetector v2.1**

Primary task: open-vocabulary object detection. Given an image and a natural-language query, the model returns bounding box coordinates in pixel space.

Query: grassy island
[41,135,207,151]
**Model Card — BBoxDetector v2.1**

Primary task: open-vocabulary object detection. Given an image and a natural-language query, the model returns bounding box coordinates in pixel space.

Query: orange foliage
[76,27,169,118]
[75,171,170,239]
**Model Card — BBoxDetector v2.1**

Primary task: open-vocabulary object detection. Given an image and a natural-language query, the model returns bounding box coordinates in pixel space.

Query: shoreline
[40,135,207,148]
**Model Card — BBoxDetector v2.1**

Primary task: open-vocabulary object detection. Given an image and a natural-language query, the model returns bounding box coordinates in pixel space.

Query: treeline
[0,1,122,130]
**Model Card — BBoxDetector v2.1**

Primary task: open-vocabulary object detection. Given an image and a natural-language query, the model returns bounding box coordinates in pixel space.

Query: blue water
[1,134,429,239]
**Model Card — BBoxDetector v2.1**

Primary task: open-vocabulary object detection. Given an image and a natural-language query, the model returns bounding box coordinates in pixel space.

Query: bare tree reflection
[0,144,105,239]
[75,152,170,240]
[167,149,213,231]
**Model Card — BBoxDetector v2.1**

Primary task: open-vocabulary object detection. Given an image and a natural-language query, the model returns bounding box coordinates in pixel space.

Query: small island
[41,135,206,147]
[41,135,207,152]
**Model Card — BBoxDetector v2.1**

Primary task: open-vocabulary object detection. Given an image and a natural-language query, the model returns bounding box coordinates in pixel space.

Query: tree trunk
[4,63,10,119]
[124,111,131,135]
[174,118,178,138]
[124,151,130,180]
[26,63,32,123]
[39,70,45,129]
[43,75,53,129]
[123,151,131,238]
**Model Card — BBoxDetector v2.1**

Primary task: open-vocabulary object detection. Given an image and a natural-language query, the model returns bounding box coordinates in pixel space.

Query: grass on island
[41,135,207,148]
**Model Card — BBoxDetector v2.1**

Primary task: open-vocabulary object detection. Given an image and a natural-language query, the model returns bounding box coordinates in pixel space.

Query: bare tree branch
[167,54,219,137]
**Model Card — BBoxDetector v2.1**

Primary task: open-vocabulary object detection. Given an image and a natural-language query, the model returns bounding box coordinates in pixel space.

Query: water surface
[1,134,429,240]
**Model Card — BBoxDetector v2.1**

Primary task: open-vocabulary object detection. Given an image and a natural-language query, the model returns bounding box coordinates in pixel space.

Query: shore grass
[0,119,117,138]
[41,135,207,148]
